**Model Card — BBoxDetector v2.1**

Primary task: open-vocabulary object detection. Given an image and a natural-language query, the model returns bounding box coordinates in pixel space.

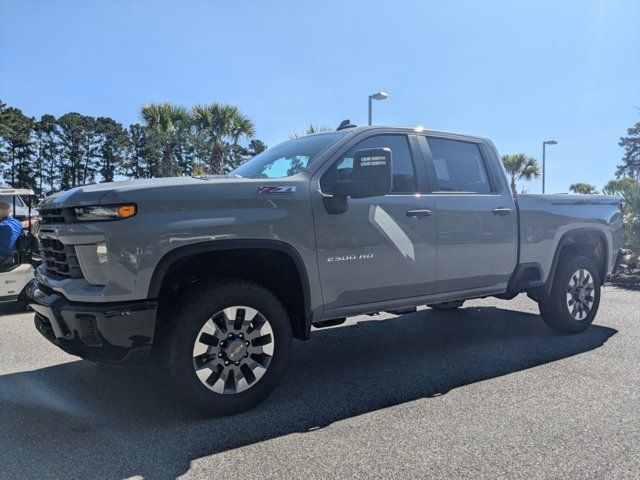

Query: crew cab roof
[342,125,492,144]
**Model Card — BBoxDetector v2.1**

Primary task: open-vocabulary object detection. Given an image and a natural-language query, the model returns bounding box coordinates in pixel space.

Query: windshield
[0,194,25,208]
[231,132,345,179]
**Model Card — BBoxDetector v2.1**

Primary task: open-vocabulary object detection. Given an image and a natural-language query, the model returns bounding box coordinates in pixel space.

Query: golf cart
[0,187,39,305]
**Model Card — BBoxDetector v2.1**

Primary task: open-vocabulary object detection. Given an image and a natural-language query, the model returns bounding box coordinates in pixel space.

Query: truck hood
[39,176,242,209]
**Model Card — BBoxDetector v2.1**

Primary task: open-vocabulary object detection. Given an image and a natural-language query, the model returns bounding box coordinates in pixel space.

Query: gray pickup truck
[28,123,625,415]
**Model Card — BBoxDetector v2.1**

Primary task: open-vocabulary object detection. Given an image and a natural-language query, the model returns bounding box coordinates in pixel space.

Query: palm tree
[602,177,637,195]
[289,123,332,139]
[140,103,191,177]
[192,103,255,174]
[569,182,598,194]
[501,154,540,194]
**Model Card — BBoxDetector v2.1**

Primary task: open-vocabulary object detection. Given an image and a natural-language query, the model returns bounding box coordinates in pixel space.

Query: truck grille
[39,208,76,224]
[40,237,83,279]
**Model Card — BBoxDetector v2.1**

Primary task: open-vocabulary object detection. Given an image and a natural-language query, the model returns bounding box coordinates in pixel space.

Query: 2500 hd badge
[327,253,375,262]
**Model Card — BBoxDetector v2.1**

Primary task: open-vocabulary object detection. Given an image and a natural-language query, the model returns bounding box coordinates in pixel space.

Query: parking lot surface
[1,286,638,479]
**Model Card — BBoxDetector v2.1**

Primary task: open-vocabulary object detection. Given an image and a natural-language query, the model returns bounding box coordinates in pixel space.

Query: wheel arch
[545,228,609,293]
[149,239,312,340]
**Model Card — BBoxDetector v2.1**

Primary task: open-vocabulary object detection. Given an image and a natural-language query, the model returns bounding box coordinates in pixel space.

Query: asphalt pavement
[0,286,638,479]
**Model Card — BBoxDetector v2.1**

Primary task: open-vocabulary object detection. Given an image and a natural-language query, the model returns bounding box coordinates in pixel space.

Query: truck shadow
[0,306,616,480]
[0,302,29,317]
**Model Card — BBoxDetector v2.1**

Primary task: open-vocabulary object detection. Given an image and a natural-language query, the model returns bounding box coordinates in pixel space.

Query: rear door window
[427,138,492,193]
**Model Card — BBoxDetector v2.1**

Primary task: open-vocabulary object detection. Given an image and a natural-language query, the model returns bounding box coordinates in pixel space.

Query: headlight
[74,204,136,221]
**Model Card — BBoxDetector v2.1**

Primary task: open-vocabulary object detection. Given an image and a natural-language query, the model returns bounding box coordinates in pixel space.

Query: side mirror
[323,147,392,214]
[332,148,392,198]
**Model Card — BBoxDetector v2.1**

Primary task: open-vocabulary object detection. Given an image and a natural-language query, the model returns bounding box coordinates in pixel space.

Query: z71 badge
[258,185,296,194]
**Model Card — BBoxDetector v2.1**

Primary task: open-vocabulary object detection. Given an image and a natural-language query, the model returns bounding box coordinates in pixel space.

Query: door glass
[427,138,492,193]
[323,135,417,194]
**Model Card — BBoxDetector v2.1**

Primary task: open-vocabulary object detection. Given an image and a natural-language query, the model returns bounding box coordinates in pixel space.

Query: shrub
[620,183,640,268]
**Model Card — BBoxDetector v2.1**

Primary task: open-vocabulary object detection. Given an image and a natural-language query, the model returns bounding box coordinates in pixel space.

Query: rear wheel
[538,256,601,334]
[429,300,464,310]
[164,279,292,416]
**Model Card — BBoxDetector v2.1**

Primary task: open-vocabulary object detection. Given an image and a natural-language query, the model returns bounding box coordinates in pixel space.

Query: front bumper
[27,280,158,364]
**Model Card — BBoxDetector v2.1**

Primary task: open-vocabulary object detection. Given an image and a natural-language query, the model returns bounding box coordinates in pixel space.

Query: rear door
[419,136,517,293]
[311,133,437,312]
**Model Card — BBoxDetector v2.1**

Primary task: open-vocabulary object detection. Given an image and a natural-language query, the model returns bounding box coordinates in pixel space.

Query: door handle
[406,209,433,218]
[492,207,512,216]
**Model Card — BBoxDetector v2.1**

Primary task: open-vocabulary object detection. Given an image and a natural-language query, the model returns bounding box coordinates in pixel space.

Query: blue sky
[2,0,639,193]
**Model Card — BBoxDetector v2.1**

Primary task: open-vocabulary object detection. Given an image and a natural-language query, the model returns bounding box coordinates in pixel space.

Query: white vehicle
[0,188,39,305]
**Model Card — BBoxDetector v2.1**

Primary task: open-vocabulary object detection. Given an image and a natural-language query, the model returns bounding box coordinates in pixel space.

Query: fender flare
[545,227,609,293]
[147,239,312,337]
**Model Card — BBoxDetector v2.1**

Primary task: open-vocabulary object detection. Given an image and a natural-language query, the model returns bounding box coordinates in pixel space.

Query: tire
[538,256,601,334]
[429,300,464,310]
[164,279,292,416]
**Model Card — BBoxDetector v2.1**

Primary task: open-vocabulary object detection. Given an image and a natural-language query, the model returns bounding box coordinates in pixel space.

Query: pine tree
[57,113,93,188]
[124,124,157,179]
[0,105,35,188]
[80,116,99,185]
[94,117,129,182]
[34,114,59,196]
[617,119,640,180]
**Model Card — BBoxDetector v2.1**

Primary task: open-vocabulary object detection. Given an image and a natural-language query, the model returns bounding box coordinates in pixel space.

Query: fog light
[96,243,108,263]
[75,242,109,285]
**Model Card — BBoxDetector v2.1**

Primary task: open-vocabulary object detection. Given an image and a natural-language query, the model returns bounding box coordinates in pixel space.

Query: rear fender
[545,228,609,293]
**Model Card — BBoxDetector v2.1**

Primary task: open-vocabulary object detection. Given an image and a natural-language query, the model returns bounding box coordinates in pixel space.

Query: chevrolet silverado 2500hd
[28,124,625,415]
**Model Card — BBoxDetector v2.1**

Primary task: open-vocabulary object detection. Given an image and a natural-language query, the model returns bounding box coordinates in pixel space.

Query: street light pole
[542,143,546,194]
[368,91,388,126]
[542,140,557,194]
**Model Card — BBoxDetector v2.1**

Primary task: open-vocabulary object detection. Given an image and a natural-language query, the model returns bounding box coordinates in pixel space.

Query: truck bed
[517,194,624,284]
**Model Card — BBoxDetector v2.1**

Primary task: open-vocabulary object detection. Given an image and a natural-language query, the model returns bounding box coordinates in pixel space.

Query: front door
[311,133,437,313]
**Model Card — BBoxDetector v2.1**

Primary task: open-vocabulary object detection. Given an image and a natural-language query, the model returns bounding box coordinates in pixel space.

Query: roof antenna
[337,119,357,131]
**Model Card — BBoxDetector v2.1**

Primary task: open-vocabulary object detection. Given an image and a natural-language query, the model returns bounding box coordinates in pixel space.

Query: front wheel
[164,279,292,416]
[538,256,601,334]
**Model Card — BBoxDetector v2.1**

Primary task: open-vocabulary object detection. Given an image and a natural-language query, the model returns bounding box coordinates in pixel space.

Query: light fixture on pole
[542,140,557,194]
[368,91,388,126]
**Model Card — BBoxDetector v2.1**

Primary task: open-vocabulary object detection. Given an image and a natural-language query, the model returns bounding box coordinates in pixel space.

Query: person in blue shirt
[0,201,24,264]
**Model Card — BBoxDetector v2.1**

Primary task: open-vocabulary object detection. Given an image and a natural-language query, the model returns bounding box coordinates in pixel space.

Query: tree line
[2,97,639,199]
[0,100,267,197]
